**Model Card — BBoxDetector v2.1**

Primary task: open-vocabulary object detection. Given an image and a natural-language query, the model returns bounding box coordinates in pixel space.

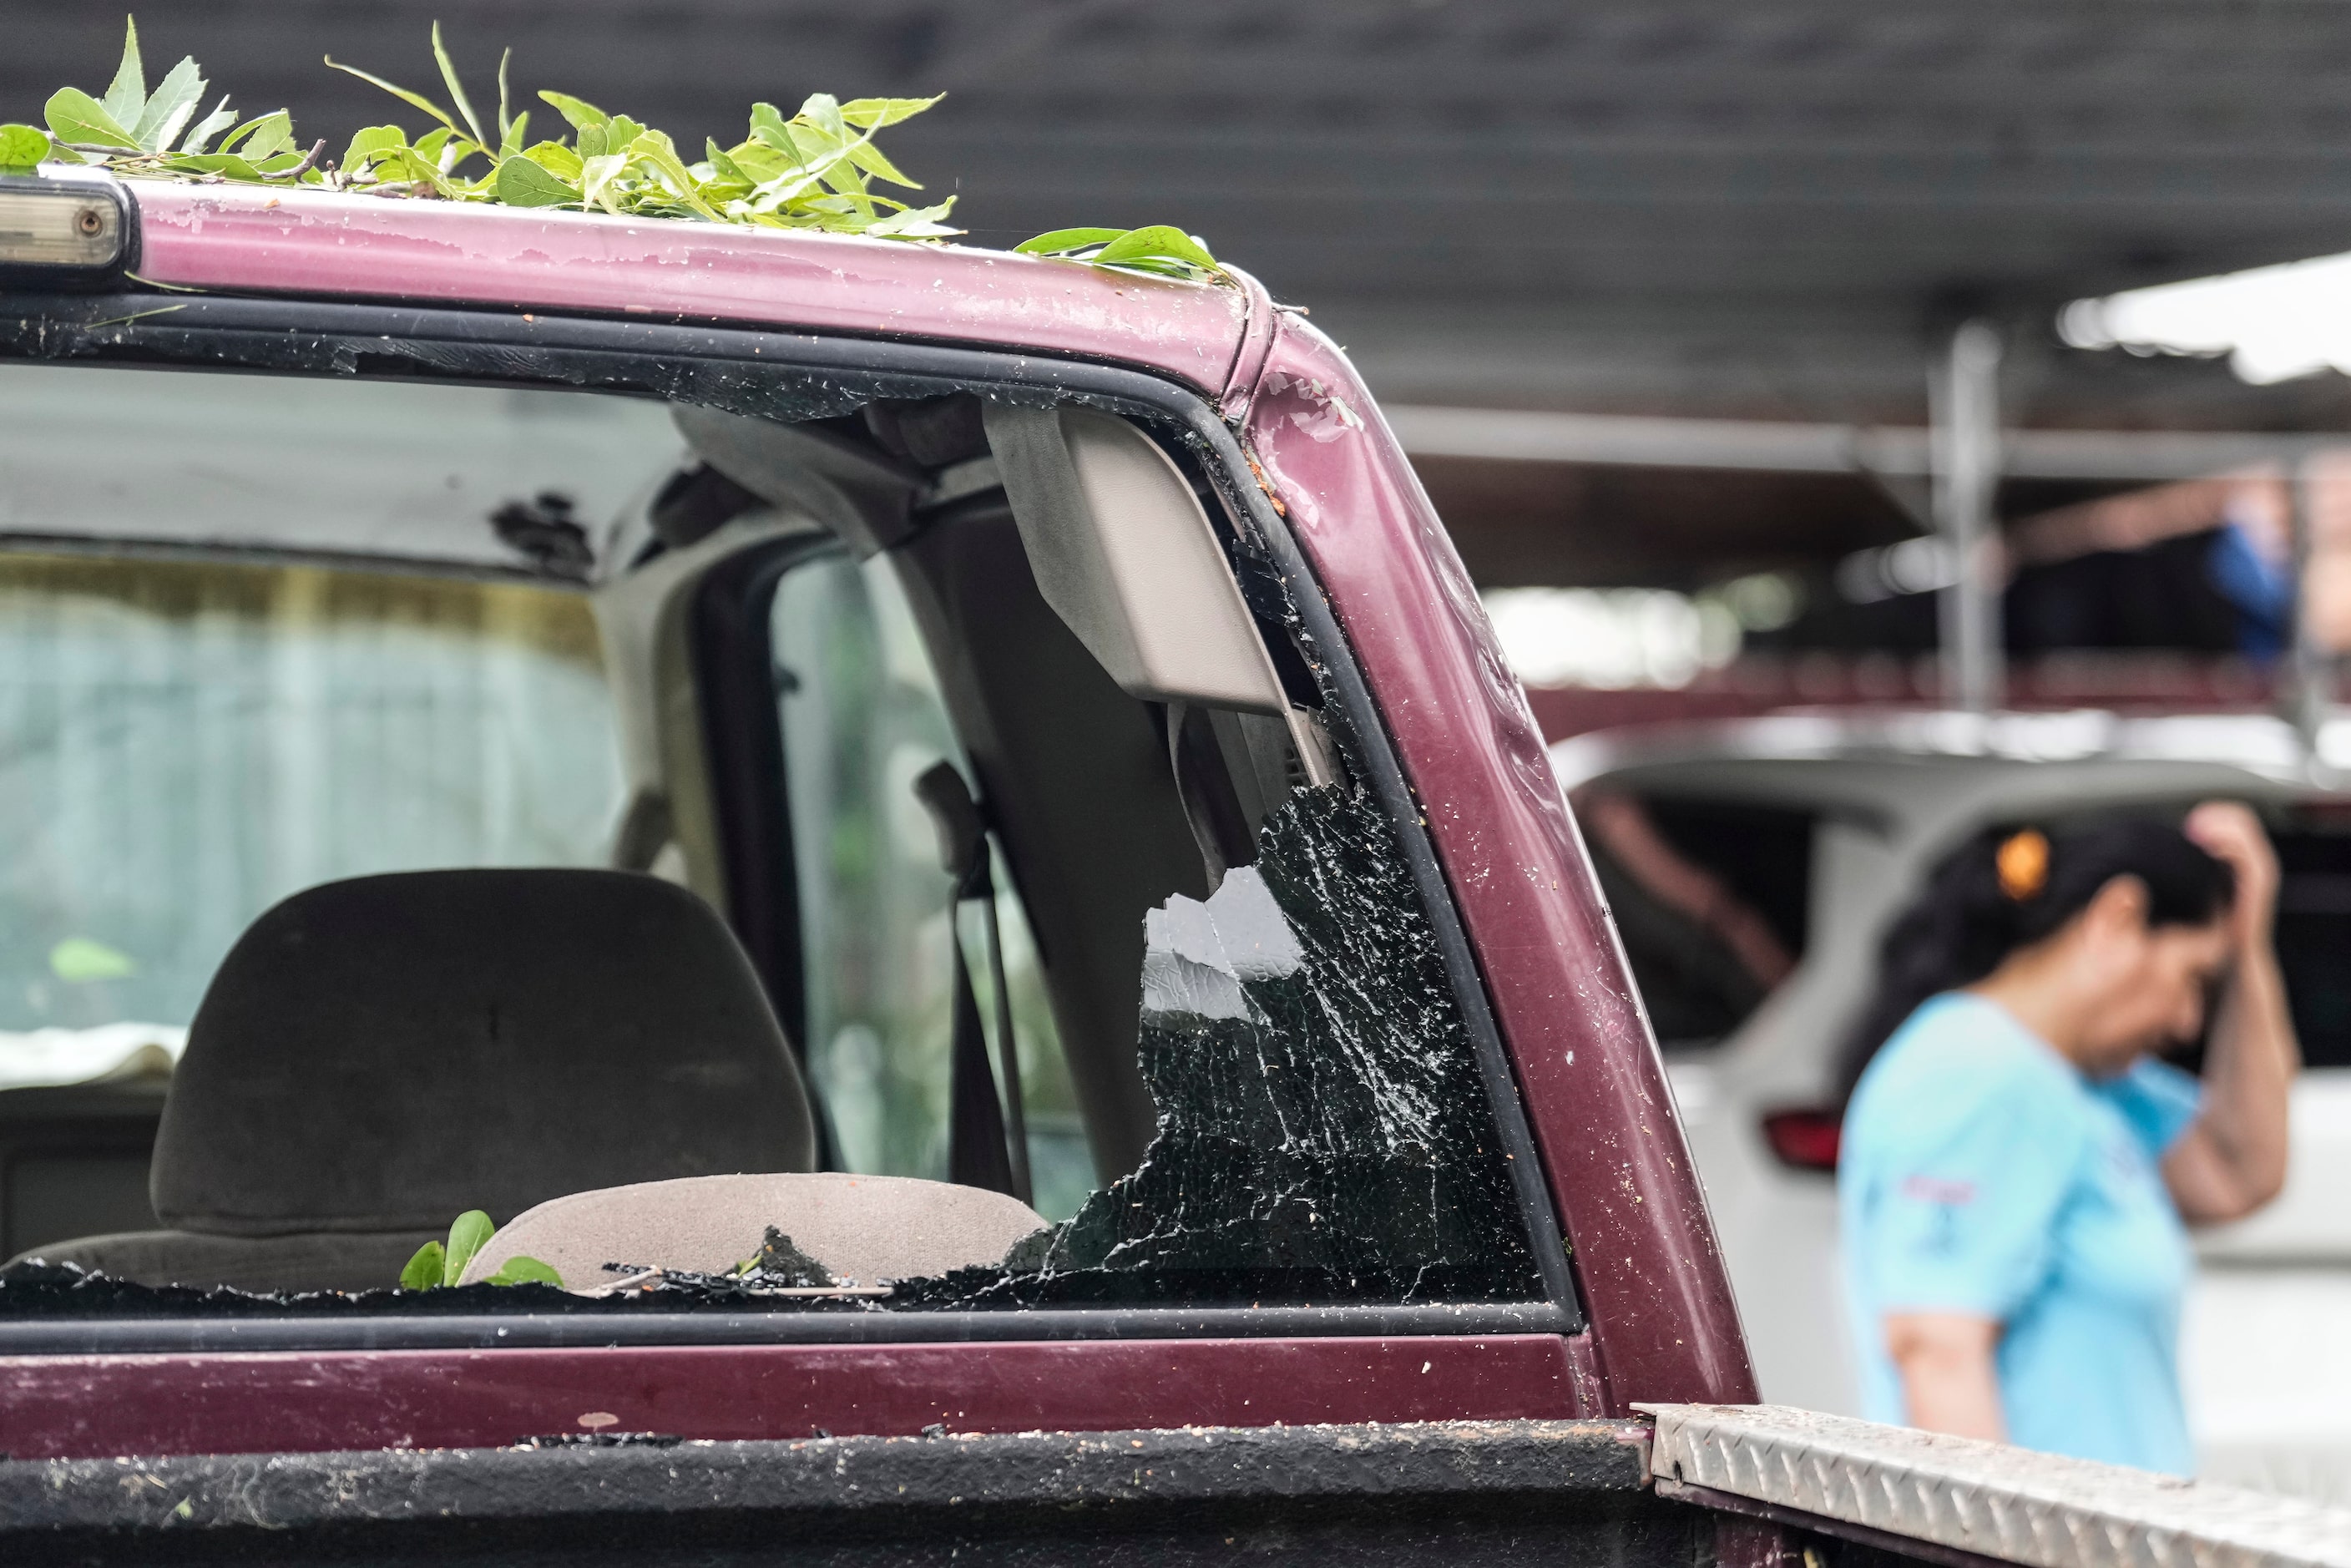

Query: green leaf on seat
[399,1240,446,1292]
[485,1255,563,1287]
[442,1209,496,1284]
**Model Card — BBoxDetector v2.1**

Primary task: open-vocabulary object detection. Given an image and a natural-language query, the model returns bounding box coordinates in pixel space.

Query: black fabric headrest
[153,870,817,1236]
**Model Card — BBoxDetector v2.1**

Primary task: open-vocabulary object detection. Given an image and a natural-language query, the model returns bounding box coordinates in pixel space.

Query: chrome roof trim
[1547,709,2344,792]
[1643,1403,2351,1568]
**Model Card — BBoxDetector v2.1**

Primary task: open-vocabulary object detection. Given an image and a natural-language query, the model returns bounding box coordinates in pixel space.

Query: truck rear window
[0,355,1555,1328]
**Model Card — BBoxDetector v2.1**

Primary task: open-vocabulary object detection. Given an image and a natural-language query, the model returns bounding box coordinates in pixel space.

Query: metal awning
[12,2,2351,418]
[13,0,2351,601]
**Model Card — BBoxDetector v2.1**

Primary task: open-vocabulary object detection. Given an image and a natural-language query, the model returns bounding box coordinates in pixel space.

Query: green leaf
[797,93,849,139]
[485,1255,563,1287]
[863,198,960,238]
[499,109,529,159]
[342,124,407,169]
[839,95,944,129]
[579,150,629,212]
[521,139,583,180]
[537,90,609,132]
[720,139,788,182]
[221,109,293,162]
[131,55,205,153]
[703,138,753,186]
[777,119,839,166]
[364,144,453,194]
[251,148,316,177]
[46,89,140,150]
[161,152,263,181]
[843,136,918,190]
[574,123,607,160]
[1015,227,1129,256]
[442,1210,496,1285]
[627,130,720,218]
[430,22,490,149]
[1090,224,1220,272]
[100,17,146,133]
[746,104,797,161]
[399,1241,446,1291]
[50,937,134,983]
[0,124,49,172]
[324,54,462,140]
[497,154,577,206]
[495,48,514,147]
[179,96,237,155]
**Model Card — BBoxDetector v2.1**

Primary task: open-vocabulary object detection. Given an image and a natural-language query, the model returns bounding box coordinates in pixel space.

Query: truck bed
[10,1407,2346,1568]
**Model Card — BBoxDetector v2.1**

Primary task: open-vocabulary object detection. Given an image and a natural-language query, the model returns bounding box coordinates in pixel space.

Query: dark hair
[1835,816,2235,1099]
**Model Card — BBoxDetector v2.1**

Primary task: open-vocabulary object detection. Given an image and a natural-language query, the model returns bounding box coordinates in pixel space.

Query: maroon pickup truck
[4,169,2295,1568]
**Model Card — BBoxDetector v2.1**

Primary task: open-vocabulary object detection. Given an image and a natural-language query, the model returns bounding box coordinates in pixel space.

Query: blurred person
[1836,803,2297,1474]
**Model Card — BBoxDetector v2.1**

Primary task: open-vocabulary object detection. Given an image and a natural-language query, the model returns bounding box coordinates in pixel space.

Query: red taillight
[1761,1108,1842,1172]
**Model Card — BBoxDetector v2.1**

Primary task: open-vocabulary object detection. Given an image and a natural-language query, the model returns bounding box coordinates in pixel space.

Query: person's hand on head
[2185,800,2277,953]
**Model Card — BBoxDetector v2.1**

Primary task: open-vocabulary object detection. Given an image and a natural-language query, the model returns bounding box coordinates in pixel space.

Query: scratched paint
[129,184,1251,394]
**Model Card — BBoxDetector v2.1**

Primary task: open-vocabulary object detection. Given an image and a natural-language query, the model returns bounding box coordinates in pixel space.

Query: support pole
[2286,459,2330,759]
[1931,321,2005,714]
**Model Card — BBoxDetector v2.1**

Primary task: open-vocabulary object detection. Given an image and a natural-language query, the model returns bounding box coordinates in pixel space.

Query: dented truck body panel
[0,182,1765,1555]
[1240,323,1753,1411]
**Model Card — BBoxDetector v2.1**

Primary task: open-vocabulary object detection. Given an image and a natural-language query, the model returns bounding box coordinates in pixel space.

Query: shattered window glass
[900,779,1545,1307]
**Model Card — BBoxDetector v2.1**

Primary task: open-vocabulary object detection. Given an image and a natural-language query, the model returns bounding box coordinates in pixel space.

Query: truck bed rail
[0,1418,1673,1565]
[1645,1403,2351,1568]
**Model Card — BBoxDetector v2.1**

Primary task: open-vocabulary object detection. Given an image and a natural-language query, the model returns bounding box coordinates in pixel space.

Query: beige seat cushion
[458,1173,1049,1292]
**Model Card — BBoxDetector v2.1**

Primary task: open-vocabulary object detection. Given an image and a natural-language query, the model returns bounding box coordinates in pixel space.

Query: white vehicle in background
[1553,710,2351,1502]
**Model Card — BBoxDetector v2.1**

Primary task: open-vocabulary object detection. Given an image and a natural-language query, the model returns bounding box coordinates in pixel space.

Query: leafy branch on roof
[0,16,958,240]
[1,18,1241,281]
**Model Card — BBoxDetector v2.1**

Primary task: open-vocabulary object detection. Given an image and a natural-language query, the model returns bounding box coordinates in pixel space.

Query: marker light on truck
[0,183,126,269]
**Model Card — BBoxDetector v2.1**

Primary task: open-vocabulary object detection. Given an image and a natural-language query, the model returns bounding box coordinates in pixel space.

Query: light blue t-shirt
[1840,992,2202,1474]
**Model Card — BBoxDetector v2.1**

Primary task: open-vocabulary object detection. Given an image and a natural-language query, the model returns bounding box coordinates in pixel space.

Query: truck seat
[457,1172,1047,1291]
[10,869,817,1295]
